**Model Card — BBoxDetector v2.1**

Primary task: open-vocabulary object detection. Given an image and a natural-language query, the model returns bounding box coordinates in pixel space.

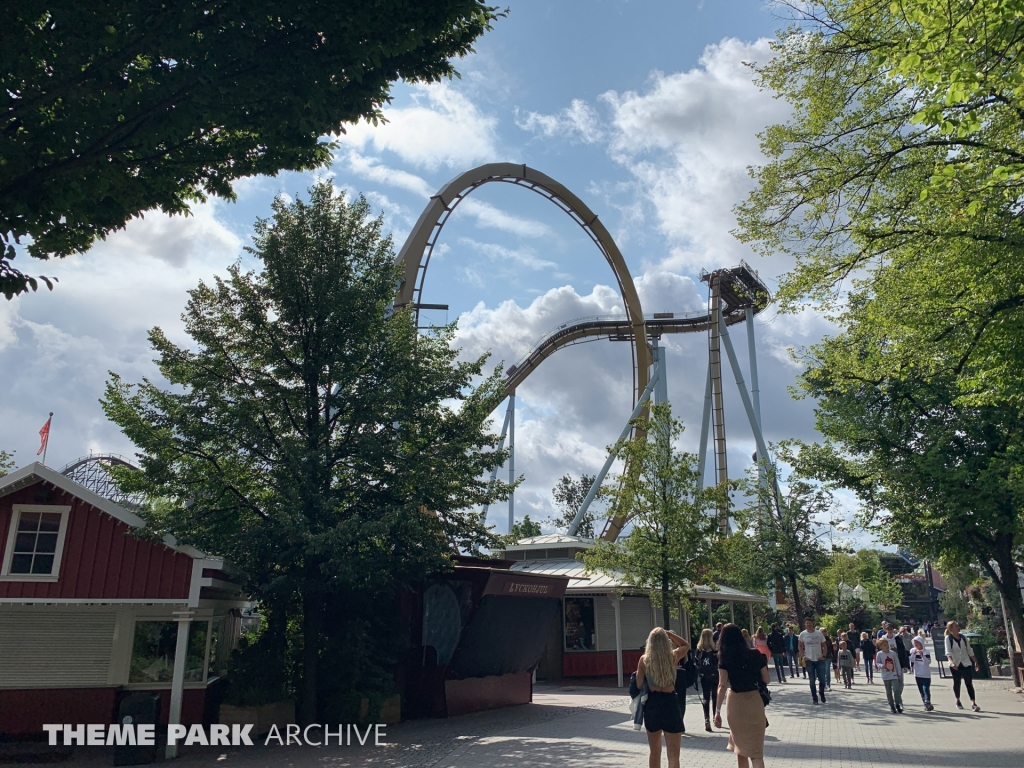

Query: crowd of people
[631,618,985,768]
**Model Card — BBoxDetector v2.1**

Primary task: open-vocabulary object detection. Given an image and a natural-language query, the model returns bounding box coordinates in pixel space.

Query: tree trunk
[662,577,671,629]
[299,591,324,725]
[985,546,1024,686]
[788,572,804,624]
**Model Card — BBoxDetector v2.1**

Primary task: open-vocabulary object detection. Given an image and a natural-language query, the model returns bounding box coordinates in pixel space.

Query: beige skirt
[725,689,766,759]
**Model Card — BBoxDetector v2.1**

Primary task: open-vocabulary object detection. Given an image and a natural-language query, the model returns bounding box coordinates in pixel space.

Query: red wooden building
[0,462,247,738]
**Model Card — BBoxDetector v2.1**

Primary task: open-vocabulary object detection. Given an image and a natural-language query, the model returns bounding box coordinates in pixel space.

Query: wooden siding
[0,482,192,601]
[0,607,117,687]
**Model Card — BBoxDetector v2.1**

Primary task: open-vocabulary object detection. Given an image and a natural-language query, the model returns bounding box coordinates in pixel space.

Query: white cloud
[98,201,241,269]
[0,201,242,469]
[337,82,499,171]
[516,99,604,144]
[598,37,792,276]
[340,150,435,199]
[455,199,551,239]
[457,238,557,272]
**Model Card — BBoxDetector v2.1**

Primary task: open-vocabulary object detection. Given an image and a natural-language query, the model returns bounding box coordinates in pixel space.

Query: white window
[1,505,71,580]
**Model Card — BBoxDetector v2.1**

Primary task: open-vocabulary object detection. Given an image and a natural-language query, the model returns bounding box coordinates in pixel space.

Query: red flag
[37,413,52,456]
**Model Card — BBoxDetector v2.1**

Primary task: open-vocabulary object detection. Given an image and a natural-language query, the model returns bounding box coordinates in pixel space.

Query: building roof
[510,558,767,603]
[504,533,595,551]
[0,462,214,565]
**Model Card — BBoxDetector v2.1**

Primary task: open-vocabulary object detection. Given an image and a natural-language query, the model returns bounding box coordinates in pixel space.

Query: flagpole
[41,412,52,467]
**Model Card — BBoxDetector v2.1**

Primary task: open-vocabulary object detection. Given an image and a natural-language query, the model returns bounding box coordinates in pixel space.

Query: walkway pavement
[14,670,1022,767]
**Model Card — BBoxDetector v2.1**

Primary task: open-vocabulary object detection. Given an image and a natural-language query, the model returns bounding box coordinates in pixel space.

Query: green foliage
[102,182,509,721]
[0,1,503,298]
[735,441,834,620]
[223,632,291,707]
[550,473,599,538]
[810,549,902,620]
[498,514,543,549]
[736,0,1024,406]
[739,0,1024,683]
[795,367,1024,654]
[0,450,14,477]
[581,404,728,628]
[704,531,767,598]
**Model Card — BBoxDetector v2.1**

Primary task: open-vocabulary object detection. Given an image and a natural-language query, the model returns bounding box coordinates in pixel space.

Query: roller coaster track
[503,306,752,394]
[397,163,771,542]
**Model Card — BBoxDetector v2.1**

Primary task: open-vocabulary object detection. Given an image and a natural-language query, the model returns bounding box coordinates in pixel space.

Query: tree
[0,450,14,477]
[810,548,902,620]
[736,442,833,622]
[102,182,509,723]
[581,404,728,629]
[796,359,1024,674]
[736,1,1024,406]
[0,1,502,298]
[498,514,542,549]
[550,473,599,538]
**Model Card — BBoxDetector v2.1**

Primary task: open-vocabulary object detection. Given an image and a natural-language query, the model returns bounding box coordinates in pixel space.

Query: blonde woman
[714,623,769,768]
[636,627,690,768]
[693,628,720,732]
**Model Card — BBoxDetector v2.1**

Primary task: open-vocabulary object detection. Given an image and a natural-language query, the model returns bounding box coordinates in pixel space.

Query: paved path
[15,671,1022,767]
[437,674,1024,768]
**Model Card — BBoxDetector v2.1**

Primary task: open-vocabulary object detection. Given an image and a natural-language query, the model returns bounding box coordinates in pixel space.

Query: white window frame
[1,504,71,581]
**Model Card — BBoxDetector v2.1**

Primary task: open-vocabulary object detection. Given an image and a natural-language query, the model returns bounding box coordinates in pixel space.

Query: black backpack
[697,649,719,679]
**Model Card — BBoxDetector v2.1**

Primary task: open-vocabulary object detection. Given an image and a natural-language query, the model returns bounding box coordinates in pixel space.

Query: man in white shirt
[799,617,829,704]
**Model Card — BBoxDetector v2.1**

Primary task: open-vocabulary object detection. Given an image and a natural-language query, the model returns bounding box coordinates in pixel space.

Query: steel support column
[508,392,516,534]
[718,315,771,467]
[568,363,660,536]
[696,367,712,489]
[482,398,514,518]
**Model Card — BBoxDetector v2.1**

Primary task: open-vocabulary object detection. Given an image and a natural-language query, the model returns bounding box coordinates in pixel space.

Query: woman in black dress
[714,623,769,768]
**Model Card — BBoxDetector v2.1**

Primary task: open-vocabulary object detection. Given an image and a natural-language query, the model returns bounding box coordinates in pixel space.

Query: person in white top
[798,617,828,704]
[944,620,981,711]
[908,636,933,711]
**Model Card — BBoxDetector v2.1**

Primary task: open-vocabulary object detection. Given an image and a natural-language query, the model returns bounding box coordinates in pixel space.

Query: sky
[0,1,866,544]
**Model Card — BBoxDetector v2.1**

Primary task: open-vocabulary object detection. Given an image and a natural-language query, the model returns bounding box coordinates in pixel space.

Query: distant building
[498,534,767,685]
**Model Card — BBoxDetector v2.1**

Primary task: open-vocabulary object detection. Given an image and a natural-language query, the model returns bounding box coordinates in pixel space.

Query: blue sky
[0,1,867,543]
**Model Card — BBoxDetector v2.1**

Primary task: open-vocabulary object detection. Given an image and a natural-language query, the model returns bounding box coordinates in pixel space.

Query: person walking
[694,628,719,732]
[838,641,855,688]
[742,627,753,648]
[713,622,724,644]
[636,627,690,768]
[767,623,787,683]
[882,624,910,676]
[784,625,802,679]
[875,638,904,713]
[822,629,836,691]
[753,627,772,666]
[859,631,876,684]
[944,620,982,712]
[714,624,769,768]
[799,617,829,704]
[909,635,934,711]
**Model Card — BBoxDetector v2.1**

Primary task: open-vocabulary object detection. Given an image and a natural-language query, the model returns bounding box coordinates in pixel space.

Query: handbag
[758,680,772,707]
[676,653,697,693]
